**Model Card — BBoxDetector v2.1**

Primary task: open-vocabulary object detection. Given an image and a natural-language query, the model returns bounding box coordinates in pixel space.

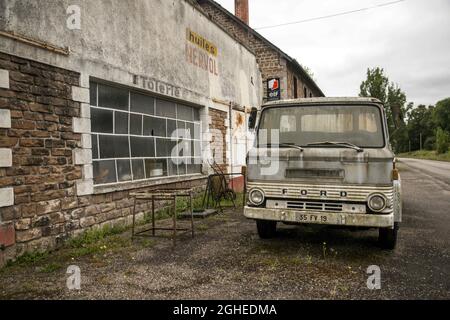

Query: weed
[4,251,49,269]
[39,263,62,273]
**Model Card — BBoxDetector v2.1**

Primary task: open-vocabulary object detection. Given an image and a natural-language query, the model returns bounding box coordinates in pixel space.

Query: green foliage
[7,251,49,267]
[405,104,436,151]
[433,98,450,132]
[68,224,127,249]
[359,67,389,104]
[39,263,63,273]
[436,127,450,154]
[359,67,407,152]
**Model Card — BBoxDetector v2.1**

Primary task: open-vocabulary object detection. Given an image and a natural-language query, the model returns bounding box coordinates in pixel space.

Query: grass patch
[39,263,63,273]
[5,251,49,268]
[66,225,132,258]
[398,150,450,162]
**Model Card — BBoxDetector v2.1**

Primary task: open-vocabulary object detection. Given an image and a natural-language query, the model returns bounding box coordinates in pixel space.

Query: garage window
[90,81,202,185]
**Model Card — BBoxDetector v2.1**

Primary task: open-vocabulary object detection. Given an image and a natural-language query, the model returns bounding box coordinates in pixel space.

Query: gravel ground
[0,160,448,300]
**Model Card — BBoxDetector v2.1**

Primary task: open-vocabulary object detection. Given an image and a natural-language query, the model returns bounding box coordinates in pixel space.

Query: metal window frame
[90,82,203,187]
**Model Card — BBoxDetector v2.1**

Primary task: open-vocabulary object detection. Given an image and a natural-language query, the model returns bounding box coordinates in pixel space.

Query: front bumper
[244,206,394,228]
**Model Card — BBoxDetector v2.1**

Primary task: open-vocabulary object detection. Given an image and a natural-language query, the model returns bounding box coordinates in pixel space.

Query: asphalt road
[0,158,449,299]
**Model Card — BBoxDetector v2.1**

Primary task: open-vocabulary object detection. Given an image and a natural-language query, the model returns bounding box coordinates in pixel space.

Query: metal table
[130,188,194,247]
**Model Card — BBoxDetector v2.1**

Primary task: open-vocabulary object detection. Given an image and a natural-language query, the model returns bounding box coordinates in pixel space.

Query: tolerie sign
[133,75,182,98]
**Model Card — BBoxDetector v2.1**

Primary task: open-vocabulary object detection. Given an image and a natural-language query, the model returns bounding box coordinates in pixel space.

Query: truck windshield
[257,105,385,148]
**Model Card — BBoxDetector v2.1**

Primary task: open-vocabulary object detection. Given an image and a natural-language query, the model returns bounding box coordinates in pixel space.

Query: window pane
[99,135,130,159]
[175,121,187,139]
[90,82,97,106]
[155,99,176,118]
[168,158,178,176]
[167,119,177,138]
[193,140,201,157]
[177,140,192,157]
[178,161,187,175]
[98,83,129,111]
[130,114,142,135]
[130,137,155,158]
[187,160,202,174]
[115,111,129,134]
[92,134,98,160]
[186,122,195,140]
[131,93,154,115]
[143,116,166,137]
[91,108,113,133]
[93,160,116,185]
[155,138,178,157]
[177,104,193,121]
[193,108,200,121]
[145,159,167,178]
[194,123,201,140]
[117,160,132,182]
[132,159,145,180]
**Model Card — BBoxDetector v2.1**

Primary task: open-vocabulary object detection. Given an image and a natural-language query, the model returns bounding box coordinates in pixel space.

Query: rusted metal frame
[130,190,195,246]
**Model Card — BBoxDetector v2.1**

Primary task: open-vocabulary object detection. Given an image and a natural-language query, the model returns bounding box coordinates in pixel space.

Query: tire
[256,220,277,239]
[378,222,399,249]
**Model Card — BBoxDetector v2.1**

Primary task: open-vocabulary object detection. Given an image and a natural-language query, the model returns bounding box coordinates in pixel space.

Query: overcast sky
[215,0,450,106]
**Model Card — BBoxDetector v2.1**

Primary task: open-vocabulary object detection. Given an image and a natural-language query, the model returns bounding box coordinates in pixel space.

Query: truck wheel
[378,223,399,249]
[256,220,277,239]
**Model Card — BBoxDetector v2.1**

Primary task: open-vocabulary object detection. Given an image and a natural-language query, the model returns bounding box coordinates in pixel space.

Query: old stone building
[0,0,325,265]
[0,0,263,265]
[197,0,325,101]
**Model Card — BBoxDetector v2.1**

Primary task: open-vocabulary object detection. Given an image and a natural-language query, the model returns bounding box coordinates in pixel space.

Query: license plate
[296,213,329,224]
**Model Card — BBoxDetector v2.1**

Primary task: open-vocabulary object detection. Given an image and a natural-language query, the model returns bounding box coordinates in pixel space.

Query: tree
[360,67,389,105]
[436,127,450,154]
[359,67,407,152]
[405,104,436,151]
[433,98,450,133]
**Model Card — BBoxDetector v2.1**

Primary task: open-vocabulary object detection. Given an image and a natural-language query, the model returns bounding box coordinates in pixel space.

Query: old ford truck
[244,98,402,249]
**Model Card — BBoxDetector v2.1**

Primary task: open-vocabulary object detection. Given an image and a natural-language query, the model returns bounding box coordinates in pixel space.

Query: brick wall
[0,53,207,266]
[198,0,321,100]
[209,108,228,173]
[198,2,286,99]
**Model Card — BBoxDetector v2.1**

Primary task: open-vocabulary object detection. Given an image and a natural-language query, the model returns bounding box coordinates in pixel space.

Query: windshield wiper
[306,141,364,152]
[259,143,304,152]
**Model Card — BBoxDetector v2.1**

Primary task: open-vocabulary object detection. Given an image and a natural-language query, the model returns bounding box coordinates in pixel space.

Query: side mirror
[248,107,258,130]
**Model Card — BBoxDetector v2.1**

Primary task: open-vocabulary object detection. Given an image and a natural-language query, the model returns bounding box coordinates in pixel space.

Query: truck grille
[247,181,394,203]
[286,201,343,212]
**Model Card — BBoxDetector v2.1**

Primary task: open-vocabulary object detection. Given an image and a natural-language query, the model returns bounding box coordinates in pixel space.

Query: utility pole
[409,140,411,153]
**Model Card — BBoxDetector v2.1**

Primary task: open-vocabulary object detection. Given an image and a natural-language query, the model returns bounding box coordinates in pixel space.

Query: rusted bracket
[0,30,70,56]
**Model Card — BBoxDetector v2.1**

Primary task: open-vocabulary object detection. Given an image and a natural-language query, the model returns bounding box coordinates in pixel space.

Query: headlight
[368,194,387,212]
[249,188,265,206]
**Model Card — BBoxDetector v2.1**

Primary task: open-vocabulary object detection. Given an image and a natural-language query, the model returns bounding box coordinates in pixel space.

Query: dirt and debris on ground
[0,161,448,300]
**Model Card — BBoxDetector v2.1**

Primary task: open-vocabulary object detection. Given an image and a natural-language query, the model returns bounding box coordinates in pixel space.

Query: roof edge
[262,97,383,107]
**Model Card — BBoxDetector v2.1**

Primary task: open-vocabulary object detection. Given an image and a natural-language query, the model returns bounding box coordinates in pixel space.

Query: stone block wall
[0,53,207,266]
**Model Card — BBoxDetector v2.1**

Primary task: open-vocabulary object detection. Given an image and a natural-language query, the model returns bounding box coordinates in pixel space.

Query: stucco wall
[0,0,262,108]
